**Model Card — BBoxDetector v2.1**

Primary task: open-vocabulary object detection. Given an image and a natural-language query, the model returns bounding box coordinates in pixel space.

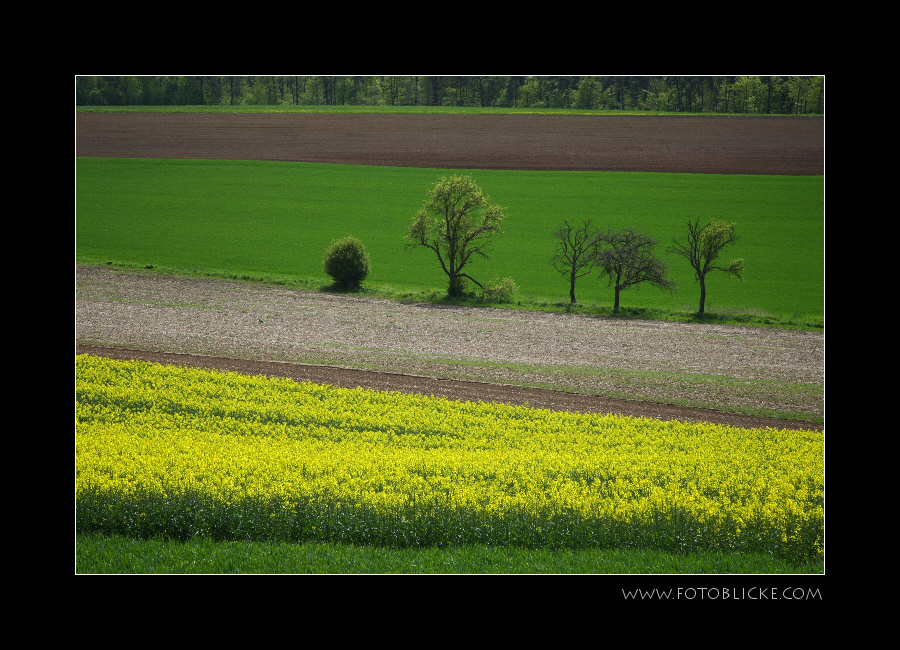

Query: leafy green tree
[323,236,371,288]
[520,77,550,108]
[473,76,506,107]
[668,219,744,314]
[732,76,764,113]
[551,219,601,303]
[403,76,421,106]
[595,228,675,311]
[424,76,449,106]
[575,77,602,110]
[405,174,506,298]
[379,76,402,106]
[643,77,671,111]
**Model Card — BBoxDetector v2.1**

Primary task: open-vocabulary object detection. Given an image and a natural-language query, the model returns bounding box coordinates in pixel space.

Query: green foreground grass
[76,533,823,574]
[75,158,824,329]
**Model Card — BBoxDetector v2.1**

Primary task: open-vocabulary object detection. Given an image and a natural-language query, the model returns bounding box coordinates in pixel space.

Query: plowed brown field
[75,111,825,430]
[75,112,824,175]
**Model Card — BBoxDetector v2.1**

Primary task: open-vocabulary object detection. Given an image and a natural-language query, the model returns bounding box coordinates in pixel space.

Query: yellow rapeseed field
[75,355,824,561]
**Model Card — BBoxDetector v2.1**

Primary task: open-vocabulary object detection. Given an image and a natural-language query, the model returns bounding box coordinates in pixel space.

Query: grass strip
[75,533,824,574]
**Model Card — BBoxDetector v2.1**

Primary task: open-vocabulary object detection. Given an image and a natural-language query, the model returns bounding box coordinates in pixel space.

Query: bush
[481,276,519,303]
[323,236,370,288]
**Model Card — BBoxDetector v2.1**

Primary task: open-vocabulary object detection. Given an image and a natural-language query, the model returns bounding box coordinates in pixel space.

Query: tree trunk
[699,278,707,314]
[570,275,577,303]
[614,286,621,312]
[448,274,465,298]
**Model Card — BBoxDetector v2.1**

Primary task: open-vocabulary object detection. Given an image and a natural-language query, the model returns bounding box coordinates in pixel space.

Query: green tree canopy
[668,219,744,314]
[405,174,506,298]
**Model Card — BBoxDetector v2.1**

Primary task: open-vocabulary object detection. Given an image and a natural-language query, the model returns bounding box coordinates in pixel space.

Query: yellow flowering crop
[75,355,824,561]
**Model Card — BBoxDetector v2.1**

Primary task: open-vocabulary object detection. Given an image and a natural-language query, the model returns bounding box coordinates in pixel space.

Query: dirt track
[75,111,825,430]
[76,344,821,431]
[75,113,824,175]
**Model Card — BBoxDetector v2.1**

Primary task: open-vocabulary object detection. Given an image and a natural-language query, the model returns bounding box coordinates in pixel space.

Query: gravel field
[76,265,824,430]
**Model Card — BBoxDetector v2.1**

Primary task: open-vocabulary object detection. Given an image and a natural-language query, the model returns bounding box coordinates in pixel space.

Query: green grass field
[75,533,824,574]
[76,105,781,116]
[75,158,824,323]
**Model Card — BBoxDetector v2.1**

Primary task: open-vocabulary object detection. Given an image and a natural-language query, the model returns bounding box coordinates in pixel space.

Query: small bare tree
[551,219,600,303]
[668,219,744,314]
[595,228,676,311]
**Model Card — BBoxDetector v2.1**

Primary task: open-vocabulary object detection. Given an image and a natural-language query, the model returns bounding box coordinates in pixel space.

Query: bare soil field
[75,113,824,175]
[75,111,825,429]
[75,266,824,431]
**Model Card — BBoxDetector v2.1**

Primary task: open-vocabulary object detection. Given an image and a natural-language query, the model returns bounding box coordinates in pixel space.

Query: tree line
[547,216,744,314]
[394,175,742,314]
[404,175,744,313]
[75,76,825,114]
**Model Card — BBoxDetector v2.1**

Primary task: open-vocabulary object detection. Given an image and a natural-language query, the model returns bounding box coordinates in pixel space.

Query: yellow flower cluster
[75,355,824,559]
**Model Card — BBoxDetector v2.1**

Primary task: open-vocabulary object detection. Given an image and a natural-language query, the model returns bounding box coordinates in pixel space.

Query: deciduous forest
[75,75,824,114]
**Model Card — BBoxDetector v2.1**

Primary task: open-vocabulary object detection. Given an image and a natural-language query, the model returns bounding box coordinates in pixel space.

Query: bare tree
[668,219,744,314]
[551,220,600,303]
[596,228,675,311]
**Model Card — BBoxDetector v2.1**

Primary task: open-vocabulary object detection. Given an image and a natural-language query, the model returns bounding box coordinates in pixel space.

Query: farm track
[75,112,825,430]
[76,345,821,432]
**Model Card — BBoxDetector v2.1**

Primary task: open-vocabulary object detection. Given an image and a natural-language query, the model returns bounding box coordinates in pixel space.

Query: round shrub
[481,276,519,303]
[323,236,371,288]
